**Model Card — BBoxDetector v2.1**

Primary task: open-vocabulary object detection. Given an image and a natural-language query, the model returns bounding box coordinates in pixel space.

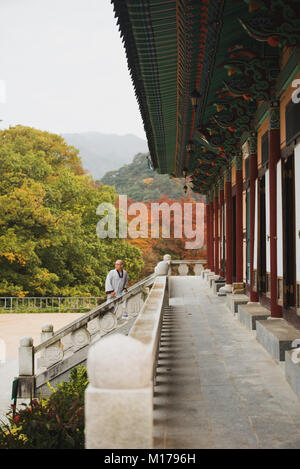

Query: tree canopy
[0,126,143,297]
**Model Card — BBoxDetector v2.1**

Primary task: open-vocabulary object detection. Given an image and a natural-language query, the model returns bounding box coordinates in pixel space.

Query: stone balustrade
[169,259,206,276]
[85,275,167,449]
[16,272,157,398]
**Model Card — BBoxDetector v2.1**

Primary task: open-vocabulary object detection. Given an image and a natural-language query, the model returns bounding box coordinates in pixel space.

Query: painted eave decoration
[111,0,300,194]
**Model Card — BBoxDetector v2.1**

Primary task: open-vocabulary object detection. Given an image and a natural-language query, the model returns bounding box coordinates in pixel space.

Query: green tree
[0,126,143,297]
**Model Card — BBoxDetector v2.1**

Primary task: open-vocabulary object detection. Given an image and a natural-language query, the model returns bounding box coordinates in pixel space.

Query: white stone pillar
[154,260,169,276]
[41,323,54,343]
[85,334,153,449]
[163,254,172,276]
[19,336,34,376]
[18,336,35,398]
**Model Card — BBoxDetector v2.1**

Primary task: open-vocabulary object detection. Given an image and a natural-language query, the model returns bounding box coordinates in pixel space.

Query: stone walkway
[0,313,84,420]
[153,276,300,449]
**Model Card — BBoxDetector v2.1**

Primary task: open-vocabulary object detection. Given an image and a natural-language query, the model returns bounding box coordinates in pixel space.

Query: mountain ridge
[62,131,148,180]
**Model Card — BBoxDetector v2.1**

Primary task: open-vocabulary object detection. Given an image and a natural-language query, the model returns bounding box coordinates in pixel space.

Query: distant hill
[62,132,148,179]
[101,153,185,201]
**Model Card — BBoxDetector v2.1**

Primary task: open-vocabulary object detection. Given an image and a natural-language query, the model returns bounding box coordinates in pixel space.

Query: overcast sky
[0,0,146,139]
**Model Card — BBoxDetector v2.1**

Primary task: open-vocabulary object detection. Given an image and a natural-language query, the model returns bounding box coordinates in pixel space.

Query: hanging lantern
[190,89,201,110]
[186,140,195,153]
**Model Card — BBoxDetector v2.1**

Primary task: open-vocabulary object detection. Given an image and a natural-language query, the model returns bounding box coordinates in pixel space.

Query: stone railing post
[85,334,153,449]
[41,323,54,343]
[18,336,35,398]
[19,336,34,376]
[163,254,172,275]
[154,259,169,276]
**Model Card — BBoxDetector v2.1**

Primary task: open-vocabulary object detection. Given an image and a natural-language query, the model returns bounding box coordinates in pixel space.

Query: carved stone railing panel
[87,317,101,337]
[99,312,118,335]
[37,340,64,369]
[170,260,206,276]
[178,263,189,276]
[71,326,91,351]
[193,263,204,275]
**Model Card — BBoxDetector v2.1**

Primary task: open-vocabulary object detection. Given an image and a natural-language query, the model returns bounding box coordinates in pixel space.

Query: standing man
[105,259,128,300]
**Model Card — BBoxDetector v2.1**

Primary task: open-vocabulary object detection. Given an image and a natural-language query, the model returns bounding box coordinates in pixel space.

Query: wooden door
[258,175,266,294]
[282,154,296,307]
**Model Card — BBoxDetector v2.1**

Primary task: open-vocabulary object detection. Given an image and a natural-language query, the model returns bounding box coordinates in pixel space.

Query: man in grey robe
[105,260,128,298]
[105,260,128,318]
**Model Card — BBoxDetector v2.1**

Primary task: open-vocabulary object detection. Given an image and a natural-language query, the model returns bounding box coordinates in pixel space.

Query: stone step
[225,294,249,314]
[209,275,220,288]
[212,281,226,294]
[238,303,270,330]
[201,269,211,279]
[256,318,300,362]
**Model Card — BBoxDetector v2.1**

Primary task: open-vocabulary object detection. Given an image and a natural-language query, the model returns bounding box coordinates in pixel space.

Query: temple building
[11,0,300,449]
[111,0,300,326]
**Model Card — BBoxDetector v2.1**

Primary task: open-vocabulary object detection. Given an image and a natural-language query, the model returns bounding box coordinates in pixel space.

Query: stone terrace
[153,276,300,449]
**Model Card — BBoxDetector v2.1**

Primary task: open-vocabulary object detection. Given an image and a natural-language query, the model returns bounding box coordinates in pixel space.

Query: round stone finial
[20,336,33,347]
[41,323,54,333]
[163,254,171,262]
[87,334,151,389]
[154,261,169,276]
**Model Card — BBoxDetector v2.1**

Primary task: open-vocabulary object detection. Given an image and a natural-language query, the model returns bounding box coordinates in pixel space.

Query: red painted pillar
[268,102,282,317]
[219,183,225,277]
[249,132,259,302]
[211,197,215,272]
[206,203,211,270]
[214,189,219,275]
[236,155,243,283]
[225,168,233,286]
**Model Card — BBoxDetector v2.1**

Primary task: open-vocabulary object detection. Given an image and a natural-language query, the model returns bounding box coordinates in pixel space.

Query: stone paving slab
[153,276,300,449]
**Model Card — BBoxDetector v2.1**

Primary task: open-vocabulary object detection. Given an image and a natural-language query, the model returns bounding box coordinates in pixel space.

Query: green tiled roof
[111,0,297,193]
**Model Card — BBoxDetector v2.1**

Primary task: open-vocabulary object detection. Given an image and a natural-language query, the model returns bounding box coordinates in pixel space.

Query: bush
[0,366,88,449]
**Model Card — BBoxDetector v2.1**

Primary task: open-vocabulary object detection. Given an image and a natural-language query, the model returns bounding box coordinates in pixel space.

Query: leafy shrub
[0,366,88,449]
